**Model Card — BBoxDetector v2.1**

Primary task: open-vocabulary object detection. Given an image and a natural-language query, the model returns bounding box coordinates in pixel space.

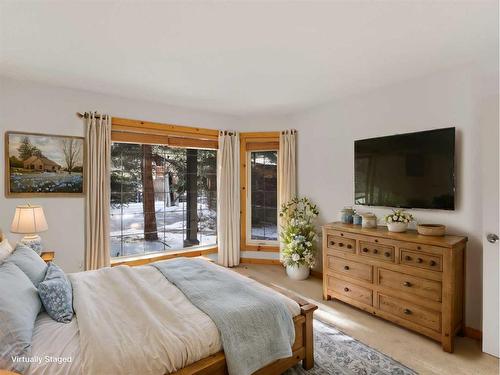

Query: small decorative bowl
[417,224,446,236]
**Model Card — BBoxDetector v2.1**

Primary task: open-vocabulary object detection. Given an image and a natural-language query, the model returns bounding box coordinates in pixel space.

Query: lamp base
[20,235,43,255]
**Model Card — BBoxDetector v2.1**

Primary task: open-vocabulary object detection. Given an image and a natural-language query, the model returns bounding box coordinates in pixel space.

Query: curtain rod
[76,112,106,119]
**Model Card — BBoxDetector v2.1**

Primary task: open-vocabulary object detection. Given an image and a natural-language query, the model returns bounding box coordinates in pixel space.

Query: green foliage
[17,137,42,160]
[110,143,217,209]
[280,197,319,268]
[111,143,142,207]
[9,155,23,168]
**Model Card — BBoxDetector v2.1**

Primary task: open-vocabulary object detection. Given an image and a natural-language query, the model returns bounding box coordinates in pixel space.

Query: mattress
[27,265,300,375]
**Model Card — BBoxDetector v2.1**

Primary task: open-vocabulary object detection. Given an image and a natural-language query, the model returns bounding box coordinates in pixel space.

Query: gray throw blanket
[151,258,295,375]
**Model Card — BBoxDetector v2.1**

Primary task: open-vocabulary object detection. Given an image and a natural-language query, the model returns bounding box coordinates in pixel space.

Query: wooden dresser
[322,222,467,352]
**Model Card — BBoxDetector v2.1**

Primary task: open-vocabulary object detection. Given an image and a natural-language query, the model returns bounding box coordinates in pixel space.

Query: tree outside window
[110,142,217,258]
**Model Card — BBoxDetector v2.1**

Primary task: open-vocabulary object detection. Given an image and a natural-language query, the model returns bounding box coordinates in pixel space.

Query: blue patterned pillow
[38,263,74,323]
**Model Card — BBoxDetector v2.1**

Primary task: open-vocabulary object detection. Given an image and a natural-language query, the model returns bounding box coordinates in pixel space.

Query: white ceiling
[0,1,497,116]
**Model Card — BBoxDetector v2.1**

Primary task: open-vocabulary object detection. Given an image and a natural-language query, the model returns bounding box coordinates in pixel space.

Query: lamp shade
[10,205,48,234]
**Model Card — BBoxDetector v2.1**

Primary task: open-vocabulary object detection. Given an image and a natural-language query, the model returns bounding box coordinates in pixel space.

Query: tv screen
[354,127,455,210]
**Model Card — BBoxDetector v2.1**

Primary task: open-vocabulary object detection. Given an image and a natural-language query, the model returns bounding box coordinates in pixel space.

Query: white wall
[0,76,242,273]
[290,64,498,330]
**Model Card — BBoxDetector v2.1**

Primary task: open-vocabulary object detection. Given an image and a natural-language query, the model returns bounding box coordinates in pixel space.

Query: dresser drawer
[328,276,373,306]
[378,294,441,332]
[326,235,356,254]
[378,268,442,302]
[398,242,444,256]
[359,241,395,262]
[401,249,442,272]
[327,256,373,283]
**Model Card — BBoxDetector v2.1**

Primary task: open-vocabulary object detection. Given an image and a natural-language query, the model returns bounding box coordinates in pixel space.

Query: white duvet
[27,264,299,375]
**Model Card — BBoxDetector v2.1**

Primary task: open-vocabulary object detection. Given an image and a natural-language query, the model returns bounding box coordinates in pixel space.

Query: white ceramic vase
[387,222,408,233]
[286,264,310,280]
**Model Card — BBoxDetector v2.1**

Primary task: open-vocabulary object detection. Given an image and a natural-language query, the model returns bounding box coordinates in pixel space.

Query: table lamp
[10,204,48,254]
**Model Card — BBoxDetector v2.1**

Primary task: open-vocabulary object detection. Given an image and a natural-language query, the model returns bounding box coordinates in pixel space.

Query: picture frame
[5,131,85,197]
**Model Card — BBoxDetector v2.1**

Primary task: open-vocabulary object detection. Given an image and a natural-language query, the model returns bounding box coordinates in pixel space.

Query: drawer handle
[384,252,391,257]
[362,248,368,253]
[403,308,412,315]
[430,260,437,266]
[329,241,335,246]
[373,249,378,254]
[339,243,344,247]
[344,265,350,270]
[340,233,344,236]
[374,239,379,243]
[417,246,421,250]
[405,255,412,261]
[403,281,412,287]
[346,244,352,249]
[417,258,423,263]
[344,287,349,292]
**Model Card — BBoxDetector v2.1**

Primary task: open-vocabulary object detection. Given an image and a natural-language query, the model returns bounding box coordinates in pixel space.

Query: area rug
[285,319,417,375]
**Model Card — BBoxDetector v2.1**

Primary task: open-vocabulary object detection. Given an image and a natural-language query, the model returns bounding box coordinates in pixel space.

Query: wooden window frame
[111,117,219,150]
[240,132,280,253]
[110,117,219,266]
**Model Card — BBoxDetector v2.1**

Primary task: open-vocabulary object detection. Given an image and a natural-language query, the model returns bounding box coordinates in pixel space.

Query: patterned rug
[285,319,417,375]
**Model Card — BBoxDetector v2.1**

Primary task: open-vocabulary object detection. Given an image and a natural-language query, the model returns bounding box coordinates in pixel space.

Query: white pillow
[0,238,13,262]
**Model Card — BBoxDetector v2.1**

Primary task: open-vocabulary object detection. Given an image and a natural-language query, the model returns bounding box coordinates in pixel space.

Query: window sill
[241,244,280,252]
[110,246,217,267]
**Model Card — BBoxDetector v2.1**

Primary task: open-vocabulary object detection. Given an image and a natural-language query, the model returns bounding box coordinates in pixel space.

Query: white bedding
[27,313,82,375]
[27,264,300,375]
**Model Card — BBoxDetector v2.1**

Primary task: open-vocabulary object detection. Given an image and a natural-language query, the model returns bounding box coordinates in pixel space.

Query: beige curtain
[84,113,111,270]
[217,131,240,267]
[278,130,297,257]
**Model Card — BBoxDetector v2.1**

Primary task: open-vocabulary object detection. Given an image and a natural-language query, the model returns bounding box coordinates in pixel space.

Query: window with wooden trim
[110,118,218,259]
[240,133,280,252]
[248,150,278,243]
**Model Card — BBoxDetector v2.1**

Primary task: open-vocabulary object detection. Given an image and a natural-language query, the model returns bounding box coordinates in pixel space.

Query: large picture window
[110,142,217,258]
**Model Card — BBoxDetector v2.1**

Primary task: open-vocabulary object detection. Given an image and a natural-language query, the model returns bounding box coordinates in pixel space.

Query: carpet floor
[286,319,417,375]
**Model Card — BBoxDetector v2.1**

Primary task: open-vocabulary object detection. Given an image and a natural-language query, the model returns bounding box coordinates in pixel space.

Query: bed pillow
[0,262,42,373]
[38,263,74,323]
[7,243,47,288]
[0,238,13,262]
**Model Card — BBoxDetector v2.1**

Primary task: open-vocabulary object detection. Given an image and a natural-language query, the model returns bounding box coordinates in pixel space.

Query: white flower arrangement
[384,209,413,224]
[280,197,319,268]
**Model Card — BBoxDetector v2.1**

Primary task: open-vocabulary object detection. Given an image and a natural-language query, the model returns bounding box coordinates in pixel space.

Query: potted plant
[280,197,319,280]
[384,209,414,232]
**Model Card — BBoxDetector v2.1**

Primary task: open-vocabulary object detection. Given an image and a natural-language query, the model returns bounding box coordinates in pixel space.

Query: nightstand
[40,251,55,263]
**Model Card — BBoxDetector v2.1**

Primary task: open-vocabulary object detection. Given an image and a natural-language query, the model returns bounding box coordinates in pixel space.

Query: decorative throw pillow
[0,262,42,373]
[38,263,74,323]
[0,238,13,262]
[6,243,48,288]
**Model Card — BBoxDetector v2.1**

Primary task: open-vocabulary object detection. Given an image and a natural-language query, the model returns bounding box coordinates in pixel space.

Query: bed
[21,259,317,375]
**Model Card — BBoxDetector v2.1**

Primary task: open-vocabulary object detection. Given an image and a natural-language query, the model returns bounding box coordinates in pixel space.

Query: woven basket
[417,224,446,236]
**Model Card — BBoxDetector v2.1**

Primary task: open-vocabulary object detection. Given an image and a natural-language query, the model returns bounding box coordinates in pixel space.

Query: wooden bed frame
[172,278,318,375]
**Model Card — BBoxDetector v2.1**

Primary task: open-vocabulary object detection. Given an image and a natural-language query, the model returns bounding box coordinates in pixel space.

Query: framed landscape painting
[5,132,85,197]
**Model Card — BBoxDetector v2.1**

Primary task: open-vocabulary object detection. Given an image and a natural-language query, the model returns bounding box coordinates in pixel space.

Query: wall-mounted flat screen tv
[354,127,455,210]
